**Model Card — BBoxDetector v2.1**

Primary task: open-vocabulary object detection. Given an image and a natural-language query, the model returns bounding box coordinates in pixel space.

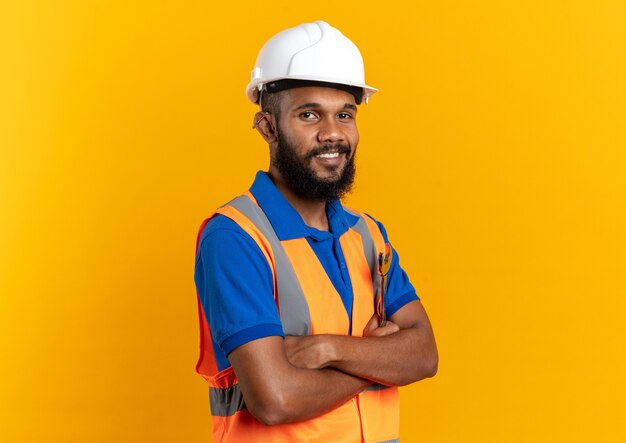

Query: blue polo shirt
[194,171,419,371]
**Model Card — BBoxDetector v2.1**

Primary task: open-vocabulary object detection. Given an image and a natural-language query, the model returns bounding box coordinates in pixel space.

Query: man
[194,21,437,442]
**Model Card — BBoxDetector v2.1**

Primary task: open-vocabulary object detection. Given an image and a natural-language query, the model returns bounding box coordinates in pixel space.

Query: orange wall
[1,1,625,441]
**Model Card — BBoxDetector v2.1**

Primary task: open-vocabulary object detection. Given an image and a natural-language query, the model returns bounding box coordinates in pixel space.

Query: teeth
[317,152,340,159]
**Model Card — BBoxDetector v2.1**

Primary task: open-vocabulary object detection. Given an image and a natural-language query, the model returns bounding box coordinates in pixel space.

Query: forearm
[323,326,437,386]
[229,336,370,426]
[260,366,370,424]
[286,302,438,387]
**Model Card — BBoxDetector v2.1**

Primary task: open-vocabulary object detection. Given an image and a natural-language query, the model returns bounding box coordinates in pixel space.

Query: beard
[273,132,356,201]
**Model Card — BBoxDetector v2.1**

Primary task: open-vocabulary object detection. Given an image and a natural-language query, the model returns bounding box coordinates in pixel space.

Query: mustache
[306,144,351,160]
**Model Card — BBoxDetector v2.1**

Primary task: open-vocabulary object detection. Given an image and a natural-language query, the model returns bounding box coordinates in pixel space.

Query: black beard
[273,132,356,202]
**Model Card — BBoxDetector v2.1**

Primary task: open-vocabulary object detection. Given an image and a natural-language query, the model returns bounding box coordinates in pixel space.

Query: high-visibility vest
[195,192,400,443]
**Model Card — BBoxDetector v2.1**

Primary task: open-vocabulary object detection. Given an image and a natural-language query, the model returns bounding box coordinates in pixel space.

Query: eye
[299,111,318,120]
[337,112,353,120]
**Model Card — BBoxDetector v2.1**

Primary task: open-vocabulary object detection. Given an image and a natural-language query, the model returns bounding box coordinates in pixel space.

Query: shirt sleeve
[194,215,284,366]
[366,215,420,318]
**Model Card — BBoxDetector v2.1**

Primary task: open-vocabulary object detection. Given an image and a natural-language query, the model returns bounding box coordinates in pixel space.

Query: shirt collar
[249,171,359,241]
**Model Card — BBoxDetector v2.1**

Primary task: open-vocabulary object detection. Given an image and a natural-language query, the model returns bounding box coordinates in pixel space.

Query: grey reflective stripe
[228,195,311,336]
[209,385,246,416]
[344,209,381,299]
[363,382,392,392]
[376,439,400,443]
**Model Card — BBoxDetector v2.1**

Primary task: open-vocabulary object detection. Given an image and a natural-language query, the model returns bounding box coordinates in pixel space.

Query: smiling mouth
[309,144,351,161]
[316,152,341,159]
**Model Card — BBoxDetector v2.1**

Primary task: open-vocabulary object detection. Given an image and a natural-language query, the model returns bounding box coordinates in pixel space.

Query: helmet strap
[258,86,265,111]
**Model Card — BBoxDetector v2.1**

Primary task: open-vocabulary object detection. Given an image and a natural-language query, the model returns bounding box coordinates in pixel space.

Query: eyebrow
[294,102,358,112]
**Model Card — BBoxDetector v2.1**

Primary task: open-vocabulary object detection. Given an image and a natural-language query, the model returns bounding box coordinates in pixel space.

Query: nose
[317,118,344,144]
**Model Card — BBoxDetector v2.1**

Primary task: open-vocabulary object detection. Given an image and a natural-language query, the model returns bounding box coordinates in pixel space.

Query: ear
[252,112,277,144]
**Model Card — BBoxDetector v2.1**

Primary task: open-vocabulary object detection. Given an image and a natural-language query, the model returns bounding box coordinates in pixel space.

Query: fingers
[363,313,401,338]
[367,321,400,337]
[362,314,379,337]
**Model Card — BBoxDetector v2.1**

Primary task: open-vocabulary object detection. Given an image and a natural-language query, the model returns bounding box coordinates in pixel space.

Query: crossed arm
[228,300,438,425]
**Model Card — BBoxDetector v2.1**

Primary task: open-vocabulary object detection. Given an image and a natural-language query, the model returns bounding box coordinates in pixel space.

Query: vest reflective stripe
[344,208,385,307]
[227,195,311,336]
[344,208,380,291]
[210,385,246,417]
[196,195,400,442]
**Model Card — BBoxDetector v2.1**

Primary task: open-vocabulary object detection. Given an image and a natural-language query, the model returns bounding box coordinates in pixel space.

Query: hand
[284,335,330,369]
[362,314,400,337]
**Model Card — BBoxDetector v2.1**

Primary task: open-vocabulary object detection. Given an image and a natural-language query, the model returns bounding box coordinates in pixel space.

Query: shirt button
[340,263,346,269]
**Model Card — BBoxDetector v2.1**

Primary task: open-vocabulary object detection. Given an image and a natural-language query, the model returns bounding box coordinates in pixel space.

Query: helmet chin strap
[252,87,266,129]
[258,84,265,111]
[251,111,278,140]
[252,112,268,129]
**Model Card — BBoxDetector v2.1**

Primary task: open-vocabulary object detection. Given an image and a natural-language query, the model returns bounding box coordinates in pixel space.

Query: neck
[268,170,329,231]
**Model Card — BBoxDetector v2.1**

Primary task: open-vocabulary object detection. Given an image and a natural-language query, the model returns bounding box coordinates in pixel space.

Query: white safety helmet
[246,21,377,105]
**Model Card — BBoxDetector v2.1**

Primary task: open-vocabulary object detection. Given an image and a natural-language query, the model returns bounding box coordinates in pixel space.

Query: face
[270,87,360,201]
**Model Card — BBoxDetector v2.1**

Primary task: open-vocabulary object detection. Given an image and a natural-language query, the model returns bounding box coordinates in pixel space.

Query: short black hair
[259,89,283,121]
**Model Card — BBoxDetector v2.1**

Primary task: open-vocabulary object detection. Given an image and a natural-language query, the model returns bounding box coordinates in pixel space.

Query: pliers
[376,243,393,327]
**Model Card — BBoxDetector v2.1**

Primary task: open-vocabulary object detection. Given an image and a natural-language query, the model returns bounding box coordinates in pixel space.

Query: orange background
[1,1,625,441]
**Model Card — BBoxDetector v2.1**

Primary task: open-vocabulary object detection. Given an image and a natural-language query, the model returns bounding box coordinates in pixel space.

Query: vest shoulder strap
[344,207,386,296]
[226,194,311,336]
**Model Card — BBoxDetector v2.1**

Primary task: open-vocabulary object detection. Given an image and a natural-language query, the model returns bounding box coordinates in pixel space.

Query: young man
[194,21,438,442]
